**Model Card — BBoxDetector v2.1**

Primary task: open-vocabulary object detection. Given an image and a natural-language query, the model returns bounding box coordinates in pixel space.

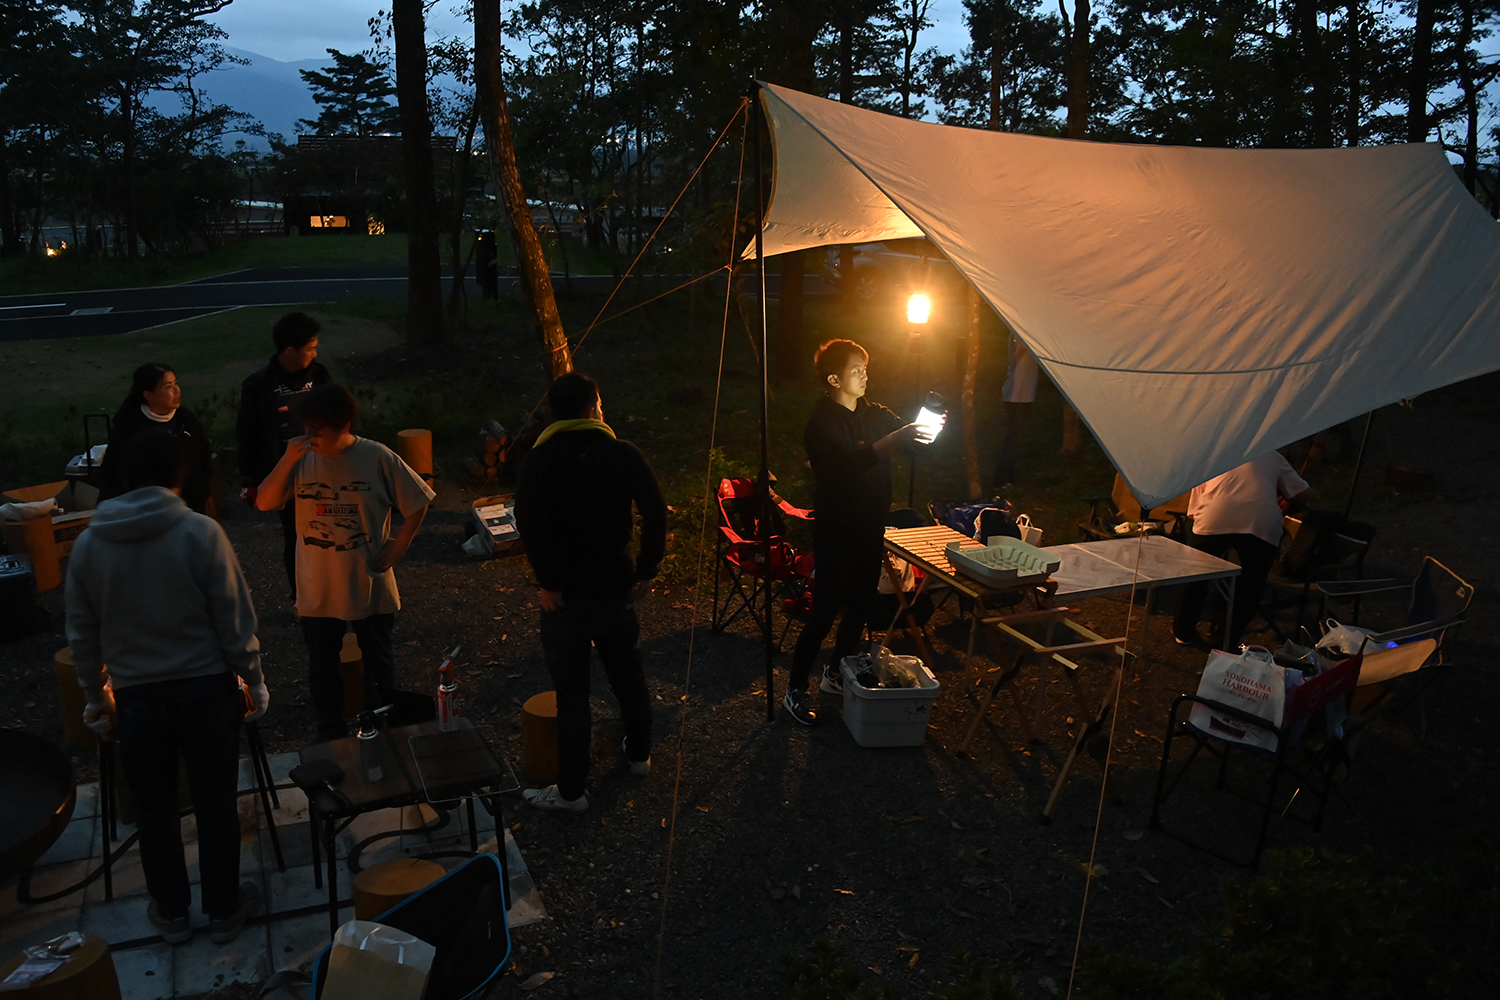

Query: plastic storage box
[839,655,941,747]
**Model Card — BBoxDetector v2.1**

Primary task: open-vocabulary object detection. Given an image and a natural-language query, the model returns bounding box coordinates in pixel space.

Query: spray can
[436,645,461,731]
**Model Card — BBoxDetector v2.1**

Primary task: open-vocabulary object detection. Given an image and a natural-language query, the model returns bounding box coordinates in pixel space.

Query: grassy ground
[0,231,613,296]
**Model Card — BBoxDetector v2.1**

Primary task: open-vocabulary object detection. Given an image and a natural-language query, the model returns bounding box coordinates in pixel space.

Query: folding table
[1044,535,1241,640]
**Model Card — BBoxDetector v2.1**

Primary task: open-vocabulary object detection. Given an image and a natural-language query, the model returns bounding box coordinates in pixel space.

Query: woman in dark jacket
[99,362,213,513]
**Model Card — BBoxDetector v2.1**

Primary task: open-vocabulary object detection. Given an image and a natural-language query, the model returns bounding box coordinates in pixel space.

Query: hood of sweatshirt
[87,486,190,544]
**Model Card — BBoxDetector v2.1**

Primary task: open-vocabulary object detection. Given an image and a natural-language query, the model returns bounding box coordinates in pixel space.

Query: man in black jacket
[785,339,927,726]
[236,312,329,599]
[514,373,668,812]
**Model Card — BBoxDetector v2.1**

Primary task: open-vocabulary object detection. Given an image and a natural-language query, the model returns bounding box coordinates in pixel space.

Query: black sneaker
[1173,631,1211,651]
[209,881,262,945]
[819,667,844,695]
[783,688,818,727]
[146,899,191,945]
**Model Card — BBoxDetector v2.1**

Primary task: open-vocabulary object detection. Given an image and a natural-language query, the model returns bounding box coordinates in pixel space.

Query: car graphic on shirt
[333,518,362,532]
[297,483,339,500]
[334,532,372,552]
[339,480,372,492]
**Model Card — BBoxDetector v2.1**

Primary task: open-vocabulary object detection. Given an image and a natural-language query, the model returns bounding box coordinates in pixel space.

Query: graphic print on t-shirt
[299,487,373,552]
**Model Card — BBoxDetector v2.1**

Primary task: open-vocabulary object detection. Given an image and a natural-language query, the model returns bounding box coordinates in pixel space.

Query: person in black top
[784,339,930,726]
[235,312,329,599]
[99,363,212,513]
[514,373,668,812]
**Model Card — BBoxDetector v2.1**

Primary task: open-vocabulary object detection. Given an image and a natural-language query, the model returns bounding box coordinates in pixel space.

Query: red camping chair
[710,477,814,646]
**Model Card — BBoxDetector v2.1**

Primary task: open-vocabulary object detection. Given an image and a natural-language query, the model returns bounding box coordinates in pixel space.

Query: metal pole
[752,81,776,722]
[1342,411,1375,522]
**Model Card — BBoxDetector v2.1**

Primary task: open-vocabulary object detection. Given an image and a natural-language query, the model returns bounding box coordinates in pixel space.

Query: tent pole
[1342,410,1375,522]
[752,81,776,722]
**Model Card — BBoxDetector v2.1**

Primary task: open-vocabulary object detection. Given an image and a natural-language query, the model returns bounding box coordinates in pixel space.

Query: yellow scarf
[533,418,616,448]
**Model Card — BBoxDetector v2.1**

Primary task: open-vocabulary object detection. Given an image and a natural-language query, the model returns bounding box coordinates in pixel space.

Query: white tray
[945,537,1060,586]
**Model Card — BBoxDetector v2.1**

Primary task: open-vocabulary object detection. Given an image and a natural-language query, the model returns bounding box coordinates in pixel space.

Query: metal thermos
[436,645,461,731]
[356,713,383,782]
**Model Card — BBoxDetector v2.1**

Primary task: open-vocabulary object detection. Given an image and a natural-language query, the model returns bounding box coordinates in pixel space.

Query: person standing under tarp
[514,373,667,812]
[784,339,932,727]
[1173,452,1312,650]
[237,312,330,602]
[991,332,1037,488]
[67,428,267,946]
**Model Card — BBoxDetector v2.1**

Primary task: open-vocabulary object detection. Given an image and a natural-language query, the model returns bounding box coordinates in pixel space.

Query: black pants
[278,503,298,599]
[303,613,396,740]
[114,673,243,920]
[540,596,653,801]
[790,531,883,692]
[1173,529,1278,648]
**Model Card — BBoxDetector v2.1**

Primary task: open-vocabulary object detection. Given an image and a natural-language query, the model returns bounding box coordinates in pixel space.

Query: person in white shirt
[1173,451,1311,650]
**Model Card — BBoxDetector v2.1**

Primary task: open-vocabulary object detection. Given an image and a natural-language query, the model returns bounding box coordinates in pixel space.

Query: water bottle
[356,712,383,782]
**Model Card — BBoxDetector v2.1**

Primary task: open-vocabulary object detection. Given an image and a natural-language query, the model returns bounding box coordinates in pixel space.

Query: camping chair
[311,852,511,1000]
[1149,653,1363,867]
[710,476,814,646]
[1261,513,1377,635]
[1322,557,1472,738]
[1077,474,1191,542]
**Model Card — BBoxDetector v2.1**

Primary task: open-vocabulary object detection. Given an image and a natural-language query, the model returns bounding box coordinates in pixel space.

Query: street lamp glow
[906,292,930,325]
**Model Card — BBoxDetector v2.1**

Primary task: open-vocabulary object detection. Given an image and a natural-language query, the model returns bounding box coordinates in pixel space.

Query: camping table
[298,719,507,938]
[1043,535,1241,639]
[882,526,1057,675]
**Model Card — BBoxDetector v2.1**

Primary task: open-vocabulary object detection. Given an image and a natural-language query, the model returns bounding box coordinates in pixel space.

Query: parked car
[819,237,962,303]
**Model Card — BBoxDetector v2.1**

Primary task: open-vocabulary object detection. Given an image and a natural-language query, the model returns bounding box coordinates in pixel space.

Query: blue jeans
[302,614,395,740]
[540,597,653,800]
[113,672,243,920]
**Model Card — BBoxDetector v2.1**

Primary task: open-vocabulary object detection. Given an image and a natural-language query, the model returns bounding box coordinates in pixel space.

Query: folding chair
[710,476,814,645]
[1077,474,1190,542]
[1150,653,1364,867]
[311,852,511,1000]
[1261,513,1377,634]
[1324,557,1472,738]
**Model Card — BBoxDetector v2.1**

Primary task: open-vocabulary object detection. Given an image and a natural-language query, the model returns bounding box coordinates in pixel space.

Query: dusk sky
[208,0,974,66]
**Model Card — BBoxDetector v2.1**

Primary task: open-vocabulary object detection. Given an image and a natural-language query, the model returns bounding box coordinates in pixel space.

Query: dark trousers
[540,597,653,801]
[790,532,883,691]
[114,673,243,920]
[303,613,395,740]
[1173,529,1279,648]
[278,503,298,599]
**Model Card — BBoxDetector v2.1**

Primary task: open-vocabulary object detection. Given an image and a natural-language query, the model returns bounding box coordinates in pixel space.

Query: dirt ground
[3,378,1497,1000]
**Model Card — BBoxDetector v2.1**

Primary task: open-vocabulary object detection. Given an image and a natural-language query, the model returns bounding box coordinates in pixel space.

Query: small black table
[297,719,507,937]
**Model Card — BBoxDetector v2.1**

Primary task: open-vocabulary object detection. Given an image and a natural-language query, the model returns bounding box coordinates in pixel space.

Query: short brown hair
[301,384,357,432]
[813,339,867,383]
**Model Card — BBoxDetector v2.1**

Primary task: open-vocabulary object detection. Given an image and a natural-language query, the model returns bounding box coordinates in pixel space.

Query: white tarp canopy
[755,82,1500,508]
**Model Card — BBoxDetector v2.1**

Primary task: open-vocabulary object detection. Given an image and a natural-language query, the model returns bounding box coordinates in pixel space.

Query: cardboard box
[2,482,99,591]
[471,494,522,555]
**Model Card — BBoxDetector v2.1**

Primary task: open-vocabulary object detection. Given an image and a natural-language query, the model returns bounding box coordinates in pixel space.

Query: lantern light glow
[906,292,930,325]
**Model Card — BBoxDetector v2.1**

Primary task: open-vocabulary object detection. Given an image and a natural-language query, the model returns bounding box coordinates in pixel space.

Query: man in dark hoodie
[66,428,267,946]
[514,373,668,812]
[236,312,330,599]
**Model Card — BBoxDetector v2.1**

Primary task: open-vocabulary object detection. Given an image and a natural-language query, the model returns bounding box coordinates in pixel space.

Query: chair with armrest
[1150,653,1364,867]
[710,476,815,646]
[1077,474,1190,542]
[1261,514,1378,635]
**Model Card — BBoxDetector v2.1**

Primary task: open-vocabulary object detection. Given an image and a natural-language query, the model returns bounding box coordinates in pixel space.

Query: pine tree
[298,48,398,136]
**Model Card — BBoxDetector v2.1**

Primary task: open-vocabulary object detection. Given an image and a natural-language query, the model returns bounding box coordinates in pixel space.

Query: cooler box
[471,494,521,555]
[839,655,941,748]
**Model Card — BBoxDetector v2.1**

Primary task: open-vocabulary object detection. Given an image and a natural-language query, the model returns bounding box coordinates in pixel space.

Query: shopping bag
[1014,514,1043,546]
[1187,646,1286,751]
[877,557,916,594]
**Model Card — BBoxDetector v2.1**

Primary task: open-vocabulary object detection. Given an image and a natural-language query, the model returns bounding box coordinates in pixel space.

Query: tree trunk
[0,130,16,257]
[1345,2,1361,146]
[1060,0,1089,454]
[121,87,137,258]
[1408,0,1435,142]
[474,0,572,377]
[1458,0,1480,194]
[393,0,445,346]
[448,104,480,315]
[1295,0,1332,146]
[963,285,983,498]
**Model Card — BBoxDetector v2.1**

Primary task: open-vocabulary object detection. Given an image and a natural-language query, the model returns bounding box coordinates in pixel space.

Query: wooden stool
[340,633,364,718]
[0,934,121,1000]
[352,858,444,921]
[397,429,434,488]
[52,648,94,751]
[522,692,559,783]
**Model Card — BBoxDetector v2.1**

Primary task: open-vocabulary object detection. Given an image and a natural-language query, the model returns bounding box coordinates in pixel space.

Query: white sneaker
[622,738,650,776]
[522,784,588,812]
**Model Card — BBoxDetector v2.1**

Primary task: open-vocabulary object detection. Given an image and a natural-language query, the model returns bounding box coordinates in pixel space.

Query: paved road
[0,267,828,342]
